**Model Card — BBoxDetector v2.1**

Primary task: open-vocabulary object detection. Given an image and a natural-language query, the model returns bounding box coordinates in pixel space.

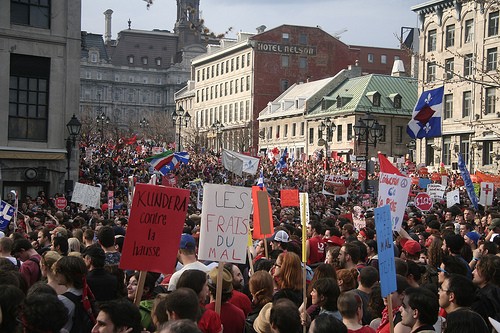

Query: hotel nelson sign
[256,42,317,56]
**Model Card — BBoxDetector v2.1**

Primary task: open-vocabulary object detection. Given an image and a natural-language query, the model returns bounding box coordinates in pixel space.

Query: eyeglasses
[437,267,449,275]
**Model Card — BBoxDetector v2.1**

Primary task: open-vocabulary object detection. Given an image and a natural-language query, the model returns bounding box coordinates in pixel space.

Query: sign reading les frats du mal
[198,184,252,264]
[120,183,190,274]
[255,42,317,56]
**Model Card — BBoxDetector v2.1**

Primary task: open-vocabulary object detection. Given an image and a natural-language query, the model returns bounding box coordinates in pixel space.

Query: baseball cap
[272,230,290,243]
[179,233,196,250]
[465,232,480,245]
[489,218,500,230]
[83,245,105,260]
[402,239,421,255]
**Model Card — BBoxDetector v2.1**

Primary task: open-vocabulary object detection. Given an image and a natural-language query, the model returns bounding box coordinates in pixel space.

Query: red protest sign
[414,192,432,212]
[280,189,299,207]
[120,183,190,274]
[54,197,67,210]
[252,186,274,239]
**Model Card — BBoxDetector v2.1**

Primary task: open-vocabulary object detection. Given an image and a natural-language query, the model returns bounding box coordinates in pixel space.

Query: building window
[299,33,307,45]
[224,82,228,96]
[336,125,342,142]
[460,136,470,166]
[156,57,161,66]
[394,96,402,109]
[247,52,251,66]
[299,57,307,69]
[281,55,289,67]
[462,91,471,118]
[245,100,250,120]
[464,54,473,76]
[292,123,296,136]
[267,127,273,140]
[483,141,494,165]
[487,48,497,71]
[231,59,234,72]
[427,29,437,51]
[276,125,280,139]
[239,101,244,120]
[489,11,499,37]
[142,57,148,65]
[11,0,50,29]
[465,19,474,43]
[485,87,496,115]
[281,79,289,92]
[347,124,353,140]
[235,81,238,94]
[9,54,50,141]
[301,122,305,136]
[427,62,436,82]
[368,53,374,63]
[445,24,455,47]
[226,60,229,73]
[229,81,233,95]
[445,58,454,80]
[90,52,98,63]
[395,126,403,143]
[240,78,244,93]
[215,85,218,98]
[246,76,250,91]
[309,128,314,144]
[241,55,245,68]
[196,70,200,82]
[223,105,227,123]
[236,57,239,70]
[128,55,134,64]
[284,124,288,138]
[381,55,387,64]
[444,94,453,119]
[443,137,451,165]
[221,62,224,75]
[282,33,290,43]
[373,94,380,107]
[379,125,386,142]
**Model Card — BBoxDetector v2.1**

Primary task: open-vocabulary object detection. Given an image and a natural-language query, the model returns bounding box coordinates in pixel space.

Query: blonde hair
[42,251,62,271]
[68,237,81,253]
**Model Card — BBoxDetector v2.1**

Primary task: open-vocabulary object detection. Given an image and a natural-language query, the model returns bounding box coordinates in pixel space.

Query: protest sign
[377,172,411,231]
[322,175,349,197]
[414,192,432,211]
[299,192,309,262]
[446,189,460,208]
[427,183,445,200]
[418,178,431,189]
[375,205,397,297]
[252,186,274,239]
[280,189,299,207]
[198,184,252,264]
[71,182,101,208]
[480,182,494,206]
[120,183,190,274]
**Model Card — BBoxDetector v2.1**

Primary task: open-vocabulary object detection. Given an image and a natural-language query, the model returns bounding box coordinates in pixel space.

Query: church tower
[174,0,202,49]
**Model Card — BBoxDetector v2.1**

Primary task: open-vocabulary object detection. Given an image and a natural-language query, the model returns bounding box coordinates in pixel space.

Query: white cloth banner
[221,149,259,176]
[198,184,252,264]
[446,189,460,208]
[71,182,101,208]
[377,172,411,231]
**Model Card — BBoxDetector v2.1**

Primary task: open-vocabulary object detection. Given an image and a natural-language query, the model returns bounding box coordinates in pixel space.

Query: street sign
[355,156,366,162]
[414,192,432,211]
[54,197,67,210]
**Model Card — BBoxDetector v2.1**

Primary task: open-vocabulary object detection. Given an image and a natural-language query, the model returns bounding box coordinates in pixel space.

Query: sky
[82,0,424,49]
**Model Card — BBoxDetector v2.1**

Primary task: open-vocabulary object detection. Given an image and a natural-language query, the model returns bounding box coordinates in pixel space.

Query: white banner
[71,182,101,208]
[446,189,460,208]
[427,183,446,200]
[377,172,411,231]
[198,184,252,264]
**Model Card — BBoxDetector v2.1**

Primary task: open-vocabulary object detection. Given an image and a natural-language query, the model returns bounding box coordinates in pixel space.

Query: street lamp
[95,94,110,144]
[66,114,82,195]
[211,120,224,152]
[353,112,382,193]
[171,106,191,152]
[318,118,336,171]
[139,117,149,128]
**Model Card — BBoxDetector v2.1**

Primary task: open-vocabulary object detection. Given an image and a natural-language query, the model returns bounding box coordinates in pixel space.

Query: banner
[120,184,190,274]
[0,200,15,230]
[375,205,397,297]
[322,174,349,197]
[480,182,494,206]
[446,189,460,208]
[71,182,101,208]
[221,149,259,176]
[458,153,479,210]
[377,172,411,231]
[198,184,252,264]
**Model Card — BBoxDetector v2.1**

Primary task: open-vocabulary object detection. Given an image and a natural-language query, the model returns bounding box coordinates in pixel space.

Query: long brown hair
[249,271,274,307]
[276,252,302,291]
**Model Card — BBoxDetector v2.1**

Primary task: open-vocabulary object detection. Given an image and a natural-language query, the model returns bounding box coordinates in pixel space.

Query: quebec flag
[407,86,444,139]
[0,200,15,230]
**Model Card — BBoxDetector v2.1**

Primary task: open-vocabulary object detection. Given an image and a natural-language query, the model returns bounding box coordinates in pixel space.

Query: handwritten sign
[322,175,349,197]
[120,184,190,274]
[427,184,445,200]
[377,172,411,231]
[446,189,460,208]
[71,182,101,208]
[280,189,299,207]
[198,184,252,264]
[375,205,397,297]
[480,182,494,206]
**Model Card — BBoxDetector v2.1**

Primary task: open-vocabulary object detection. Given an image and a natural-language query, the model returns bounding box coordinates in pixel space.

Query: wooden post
[264,238,269,259]
[133,270,147,306]
[215,263,225,315]
[388,294,395,333]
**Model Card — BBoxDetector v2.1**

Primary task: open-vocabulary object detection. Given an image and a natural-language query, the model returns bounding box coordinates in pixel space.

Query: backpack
[62,292,97,333]
[27,256,42,282]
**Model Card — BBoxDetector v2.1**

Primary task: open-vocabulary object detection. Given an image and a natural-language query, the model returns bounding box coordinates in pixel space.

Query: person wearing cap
[168,233,209,291]
[206,267,245,333]
[400,239,421,262]
[485,217,500,242]
[270,230,290,251]
[84,245,118,302]
[306,221,327,267]
[464,231,479,251]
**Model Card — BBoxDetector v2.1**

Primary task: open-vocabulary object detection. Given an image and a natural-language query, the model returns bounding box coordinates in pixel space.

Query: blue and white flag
[0,200,15,230]
[458,152,479,210]
[407,86,444,139]
[257,168,265,188]
[276,148,288,170]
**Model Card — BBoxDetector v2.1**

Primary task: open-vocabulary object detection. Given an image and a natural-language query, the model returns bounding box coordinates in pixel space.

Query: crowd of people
[1,140,500,333]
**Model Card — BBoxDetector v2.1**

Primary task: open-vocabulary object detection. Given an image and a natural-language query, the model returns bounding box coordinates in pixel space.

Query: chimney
[104,9,113,44]
[256,25,266,34]
[391,59,406,77]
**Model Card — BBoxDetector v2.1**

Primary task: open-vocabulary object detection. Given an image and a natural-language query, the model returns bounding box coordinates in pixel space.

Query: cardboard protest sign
[322,175,349,197]
[375,205,397,297]
[280,189,299,207]
[418,178,431,189]
[427,184,445,200]
[120,183,190,274]
[446,189,460,208]
[299,192,309,262]
[71,182,101,208]
[377,172,411,231]
[198,184,252,264]
[252,186,274,239]
[480,182,494,206]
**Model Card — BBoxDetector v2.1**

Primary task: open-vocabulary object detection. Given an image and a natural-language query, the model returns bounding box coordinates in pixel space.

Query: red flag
[122,134,137,145]
[378,153,403,176]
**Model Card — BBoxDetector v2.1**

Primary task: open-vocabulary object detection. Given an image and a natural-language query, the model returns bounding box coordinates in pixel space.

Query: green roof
[306,74,418,119]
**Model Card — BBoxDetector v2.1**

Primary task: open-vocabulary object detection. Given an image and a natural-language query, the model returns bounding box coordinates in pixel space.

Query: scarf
[377,305,400,333]
[82,276,97,324]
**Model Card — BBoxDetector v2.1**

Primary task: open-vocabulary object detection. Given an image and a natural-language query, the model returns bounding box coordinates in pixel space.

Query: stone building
[0,0,81,198]
[412,0,500,173]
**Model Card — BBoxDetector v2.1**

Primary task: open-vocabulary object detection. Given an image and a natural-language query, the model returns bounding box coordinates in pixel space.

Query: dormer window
[336,94,353,108]
[322,97,335,110]
[156,57,161,66]
[366,91,381,107]
[127,55,134,64]
[89,51,99,63]
[388,93,402,109]
[142,57,148,65]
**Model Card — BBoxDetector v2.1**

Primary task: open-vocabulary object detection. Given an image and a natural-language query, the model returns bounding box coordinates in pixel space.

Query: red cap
[402,239,421,255]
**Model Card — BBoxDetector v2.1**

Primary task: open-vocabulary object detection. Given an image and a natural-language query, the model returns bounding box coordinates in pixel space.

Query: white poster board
[198,184,252,264]
[71,182,101,208]
[377,172,411,231]
[427,184,446,200]
[480,182,494,206]
[446,189,460,208]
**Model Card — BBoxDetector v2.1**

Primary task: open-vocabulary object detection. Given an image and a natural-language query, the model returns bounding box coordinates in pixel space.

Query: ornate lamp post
[211,120,224,152]
[66,115,82,194]
[171,106,191,152]
[353,112,382,193]
[95,94,110,144]
[318,118,336,171]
